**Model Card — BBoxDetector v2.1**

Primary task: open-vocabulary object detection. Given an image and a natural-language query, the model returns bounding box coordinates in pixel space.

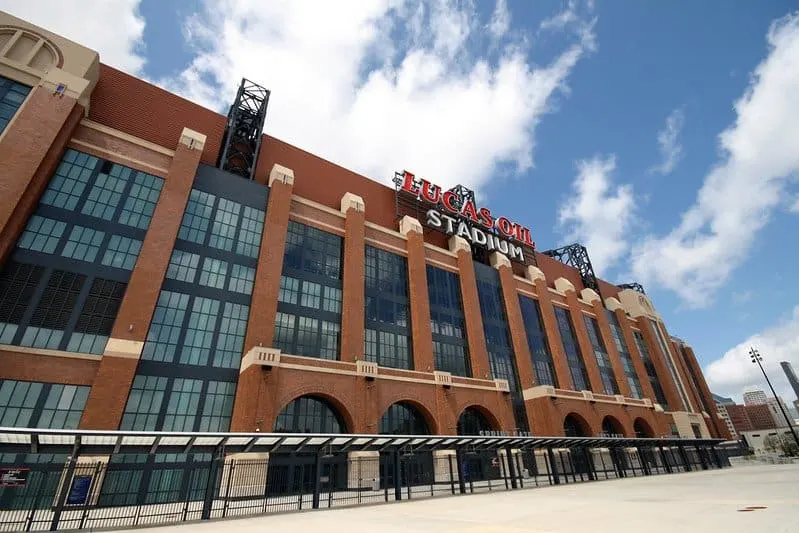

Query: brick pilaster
[80,128,206,429]
[613,308,657,401]
[590,299,631,397]
[564,288,603,393]
[400,217,434,372]
[339,193,365,363]
[451,237,490,380]
[492,254,536,390]
[682,345,728,438]
[229,164,295,432]
[635,316,684,412]
[671,339,703,414]
[0,87,83,264]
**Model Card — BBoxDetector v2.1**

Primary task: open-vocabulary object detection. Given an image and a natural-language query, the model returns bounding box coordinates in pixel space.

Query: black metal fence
[0,429,730,532]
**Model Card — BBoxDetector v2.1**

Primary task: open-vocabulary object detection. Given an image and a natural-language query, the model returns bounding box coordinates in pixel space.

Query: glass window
[607,310,643,399]
[554,306,591,392]
[208,198,241,252]
[199,381,236,432]
[40,150,97,211]
[228,264,255,295]
[379,402,430,435]
[0,77,32,134]
[178,189,215,244]
[120,375,168,431]
[162,378,203,431]
[648,319,692,411]
[519,296,557,387]
[274,396,344,433]
[0,262,44,344]
[165,250,200,283]
[0,380,89,429]
[322,286,342,313]
[61,225,105,263]
[118,172,164,229]
[278,276,300,304]
[17,216,67,255]
[427,265,469,377]
[38,384,90,429]
[141,291,190,363]
[235,206,265,258]
[67,278,126,354]
[364,328,410,369]
[81,170,128,221]
[179,297,220,366]
[214,302,249,368]
[632,330,668,408]
[274,312,296,354]
[101,235,142,271]
[583,315,619,395]
[300,281,321,309]
[0,380,43,427]
[284,222,343,280]
[475,263,519,391]
[20,270,85,350]
[198,257,228,289]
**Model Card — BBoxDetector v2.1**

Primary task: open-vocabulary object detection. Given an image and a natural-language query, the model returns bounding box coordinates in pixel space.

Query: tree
[778,434,799,457]
[762,435,780,454]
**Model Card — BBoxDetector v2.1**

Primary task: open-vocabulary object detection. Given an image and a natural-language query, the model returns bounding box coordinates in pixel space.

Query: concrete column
[528,268,572,390]
[219,453,270,499]
[635,317,684,411]
[348,451,380,489]
[340,193,366,364]
[401,216,434,372]
[609,303,657,402]
[230,165,294,432]
[0,84,84,264]
[587,293,631,397]
[433,450,459,483]
[561,282,603,393]
[80,128,206,430]
[451,236,490,380]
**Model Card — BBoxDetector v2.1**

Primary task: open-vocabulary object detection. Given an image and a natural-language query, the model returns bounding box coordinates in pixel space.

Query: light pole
[749,347,799,451]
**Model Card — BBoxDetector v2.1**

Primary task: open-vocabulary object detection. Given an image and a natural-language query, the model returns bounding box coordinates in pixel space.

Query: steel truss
[617,282,646,294]
[217,78,270,180]
[541,243,599,295]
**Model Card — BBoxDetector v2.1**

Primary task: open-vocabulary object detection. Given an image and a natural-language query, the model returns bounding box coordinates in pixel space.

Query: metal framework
[0,427,723,457]
[541,243,599,295]
[217,78,270,180]
[618,282,646,294]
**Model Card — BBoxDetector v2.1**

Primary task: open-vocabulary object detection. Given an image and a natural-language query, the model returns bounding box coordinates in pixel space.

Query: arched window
[564,414,589,437]
[457,407,494,435]
[379,402,430,435]
[273,395,345,433]
[601,416,624,437]
[634,418,654,439]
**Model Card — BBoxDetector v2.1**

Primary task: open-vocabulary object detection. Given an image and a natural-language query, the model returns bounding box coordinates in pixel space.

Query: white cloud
[705,306,799,403]
[649,108,685,175]
[155,0,596,192]
[790,195,799,212]
[731,290,754,305]
[557,155,636,275]
[0,0,146,73]
[488,0,510,39]
[631,13,799,308]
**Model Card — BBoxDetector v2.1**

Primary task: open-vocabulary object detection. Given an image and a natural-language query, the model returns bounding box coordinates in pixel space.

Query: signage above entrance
[394,170,535,263]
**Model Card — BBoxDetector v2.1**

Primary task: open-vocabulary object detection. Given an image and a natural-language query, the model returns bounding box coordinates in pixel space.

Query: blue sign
[67,475,92,506]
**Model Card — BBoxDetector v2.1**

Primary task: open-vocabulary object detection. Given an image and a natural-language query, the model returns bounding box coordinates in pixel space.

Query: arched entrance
[601,416,625,438]
[457,407,501,483]
[379,402,433,489]
[268,395,348,496]
[563,413,591,437]
[634,418,655,439]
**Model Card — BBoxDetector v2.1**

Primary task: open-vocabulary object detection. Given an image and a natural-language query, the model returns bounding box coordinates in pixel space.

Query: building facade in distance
[0,11,727,445]
[781,361,799,402]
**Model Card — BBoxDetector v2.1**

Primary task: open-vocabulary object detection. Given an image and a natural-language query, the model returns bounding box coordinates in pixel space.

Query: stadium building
[0,11,729,504]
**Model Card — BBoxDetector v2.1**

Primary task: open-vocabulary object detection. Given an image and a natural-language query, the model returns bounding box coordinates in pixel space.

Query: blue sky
[5,0,799,404]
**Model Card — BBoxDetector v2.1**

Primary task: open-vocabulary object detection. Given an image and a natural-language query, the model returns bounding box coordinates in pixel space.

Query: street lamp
[749,347,799,451]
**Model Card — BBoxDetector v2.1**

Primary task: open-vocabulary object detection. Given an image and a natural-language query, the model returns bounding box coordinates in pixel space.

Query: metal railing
[0,428,730,532]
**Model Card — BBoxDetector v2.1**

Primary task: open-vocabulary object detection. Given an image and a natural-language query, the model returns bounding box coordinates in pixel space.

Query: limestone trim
[364,237,407,256]
[448,235,470,254]
[489,252,511,269]
[526,265,546,283]
[423,242,457,258]
[240,346,281,373]
[290,194,347,219]
[269,164,295,187]
[398,215,423,236]
[288,213,345,237]
[604,297,623,311]
[554,277,575,293]
[78,119,176,156]
[179,127,206,151]
[68,140,170,177]
[0,343,101,361]
[103,338,144,359]
[340,192,365,213]
[521,384,656,408]
[580,288,600,304]
[365,220,406,242]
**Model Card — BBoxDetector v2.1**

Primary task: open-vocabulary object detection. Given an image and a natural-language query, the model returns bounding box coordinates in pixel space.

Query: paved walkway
[119,464,799,533]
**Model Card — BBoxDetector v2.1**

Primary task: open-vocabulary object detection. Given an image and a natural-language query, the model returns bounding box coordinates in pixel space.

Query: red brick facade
[0,51,722,441]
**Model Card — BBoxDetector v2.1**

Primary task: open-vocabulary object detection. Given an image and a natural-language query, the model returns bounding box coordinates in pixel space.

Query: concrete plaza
[119,464,799,533]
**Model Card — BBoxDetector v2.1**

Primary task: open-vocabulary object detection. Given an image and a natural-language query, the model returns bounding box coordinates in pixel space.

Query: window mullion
[58,274,95,351]
[9,267,53,346]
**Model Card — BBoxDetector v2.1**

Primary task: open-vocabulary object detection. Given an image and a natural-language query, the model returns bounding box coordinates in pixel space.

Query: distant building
[740,428,799,456]
[712,393,734,405]
[712,392,738,439]
[743,386,769,406]
[781,361,799,402]
[723,403,779,435]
